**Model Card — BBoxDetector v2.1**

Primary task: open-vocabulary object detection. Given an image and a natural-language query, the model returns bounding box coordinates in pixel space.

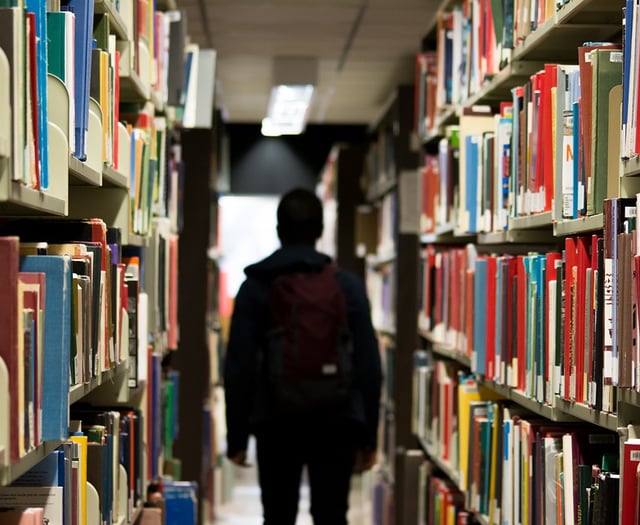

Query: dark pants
[255,419,357,525]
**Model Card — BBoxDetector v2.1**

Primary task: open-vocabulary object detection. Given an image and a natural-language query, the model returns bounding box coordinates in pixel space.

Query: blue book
[466,135,480,233]
[164,481,197,525]
[61,0,95,160]
[622,0,634,158]
[20,255,72,441]
[12,448,63,487]
[12,447,69,524]
[25,0,48,188]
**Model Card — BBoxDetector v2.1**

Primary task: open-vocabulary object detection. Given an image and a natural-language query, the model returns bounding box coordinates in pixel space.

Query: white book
[0,486,63,525]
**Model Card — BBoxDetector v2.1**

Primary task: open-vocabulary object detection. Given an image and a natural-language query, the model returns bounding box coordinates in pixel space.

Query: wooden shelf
[420,331,472,367]
[420,223,475,244]
[623,156,640,177]
[68,359,129,405]
[103,165,129,188]
[481,380,581,423]
[553,397,619,431]
[120,71,149,103]
[553,213,604,236]
[0,440,64,485]
[477,227,556,244]
[418,437,461,488]
[508,211,553,230]
[465,60,545,108]
[127,234,147,247]
[94,0,130,41]
[69,155,102,186]
[0,185,67,216]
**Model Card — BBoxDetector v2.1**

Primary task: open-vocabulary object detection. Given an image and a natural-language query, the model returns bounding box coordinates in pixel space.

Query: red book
[26,12,40,189]
[0,236,20,462]
[575,236,591,402]
[541,64,558,212]
[424,245,436,331]
[434,252,444,339]
[505,255,518,386]
[18,272,46,449]
[466,266,475,358]
[622,439,640,525]
[563,237,577,400]
[485,256,497,381]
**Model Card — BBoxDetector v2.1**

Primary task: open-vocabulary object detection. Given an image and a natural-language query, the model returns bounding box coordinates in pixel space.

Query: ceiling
[174,0,441,127]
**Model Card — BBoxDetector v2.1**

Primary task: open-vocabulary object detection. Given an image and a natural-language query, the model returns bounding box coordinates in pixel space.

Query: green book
[93,12,110,51]
[46,11,66,80]
[590,48,623,215]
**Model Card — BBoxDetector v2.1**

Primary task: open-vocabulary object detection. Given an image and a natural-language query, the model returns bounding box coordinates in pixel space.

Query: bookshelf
[0,1,215,524]
[361,84,422,524]
[409,0,640,521]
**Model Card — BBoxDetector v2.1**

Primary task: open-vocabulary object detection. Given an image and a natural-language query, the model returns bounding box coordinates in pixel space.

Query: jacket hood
[244,245,331,280]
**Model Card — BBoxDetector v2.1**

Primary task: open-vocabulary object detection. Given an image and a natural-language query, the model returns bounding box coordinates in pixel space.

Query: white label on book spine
[630,450,640,461]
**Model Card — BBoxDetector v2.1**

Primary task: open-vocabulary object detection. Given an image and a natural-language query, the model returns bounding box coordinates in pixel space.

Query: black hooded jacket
[224,244,383,458]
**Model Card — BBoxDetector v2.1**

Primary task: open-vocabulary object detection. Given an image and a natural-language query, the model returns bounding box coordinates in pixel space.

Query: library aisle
[211,441,372,524]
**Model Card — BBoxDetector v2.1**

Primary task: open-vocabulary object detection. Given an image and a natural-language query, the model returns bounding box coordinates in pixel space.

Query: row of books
[418,46,624,236]
[418,0,560,134]
[0,216,179,464]
[418,193,640,413]
[0,408,144,525]
[0,391,190,525]
[0,0,203,221]
[414,366,627,525]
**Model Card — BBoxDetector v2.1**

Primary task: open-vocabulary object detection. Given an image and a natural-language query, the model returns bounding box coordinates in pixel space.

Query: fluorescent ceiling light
[261,84,314,136]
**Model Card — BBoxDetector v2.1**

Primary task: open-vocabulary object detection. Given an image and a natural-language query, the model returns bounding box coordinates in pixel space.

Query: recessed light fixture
[262,57,317,136]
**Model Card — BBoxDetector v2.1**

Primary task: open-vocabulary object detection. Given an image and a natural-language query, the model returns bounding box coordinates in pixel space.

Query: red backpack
[265,263,353,415]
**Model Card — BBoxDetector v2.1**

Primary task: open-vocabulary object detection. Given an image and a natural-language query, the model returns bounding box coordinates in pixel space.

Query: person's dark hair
[277,188,323,245]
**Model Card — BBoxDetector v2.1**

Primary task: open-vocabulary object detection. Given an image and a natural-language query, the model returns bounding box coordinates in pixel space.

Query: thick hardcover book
[0,486,63,525]
[18,272,45,448]
[25,0,48,189]
[0,7,25,183]
[591,236,605,409]
[20,255,72,441]
[602,198,636,407]
[0,237,20,462]
[621,439,640,525]
[60,0,95,160]
[163,481,197,525]
[590,48,624,215]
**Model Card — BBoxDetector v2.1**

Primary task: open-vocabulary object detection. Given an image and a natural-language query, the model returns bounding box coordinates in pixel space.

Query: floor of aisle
[211,447,373,525]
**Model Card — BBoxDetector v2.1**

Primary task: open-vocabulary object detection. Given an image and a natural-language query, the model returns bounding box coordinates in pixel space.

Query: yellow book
[457,374,503,491]
[70,433,88,525]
